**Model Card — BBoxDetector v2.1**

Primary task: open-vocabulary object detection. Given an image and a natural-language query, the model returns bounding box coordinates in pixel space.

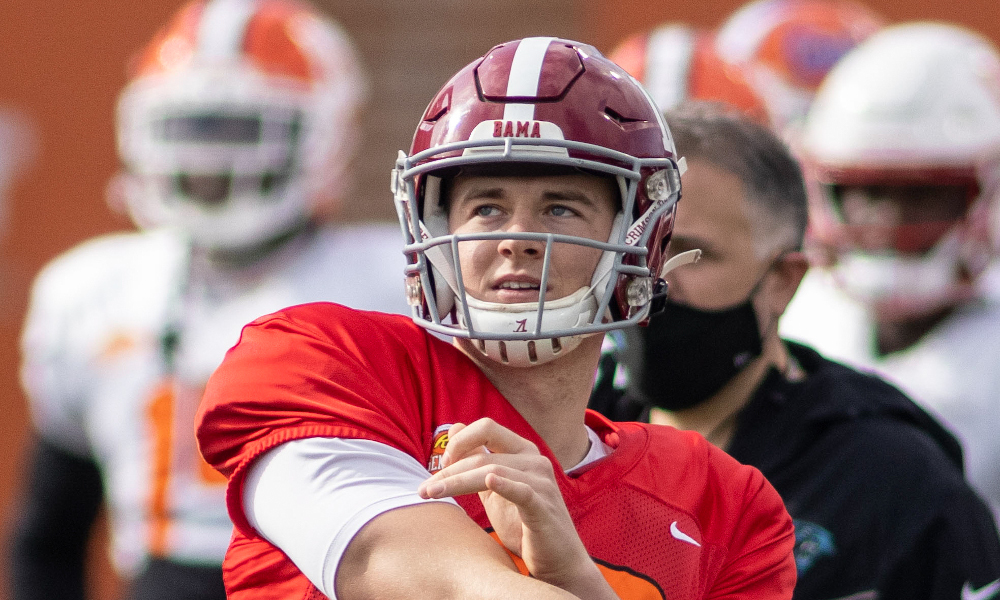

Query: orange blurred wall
[0,1,179,598]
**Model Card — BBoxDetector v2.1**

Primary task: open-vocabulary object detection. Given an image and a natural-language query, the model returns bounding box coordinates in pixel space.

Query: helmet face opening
[157,113,265,144]
[172,171,294,207]
[152,108,301,209]
[392,38,682,358]
[133,99,304,178]
[826,182,977,254]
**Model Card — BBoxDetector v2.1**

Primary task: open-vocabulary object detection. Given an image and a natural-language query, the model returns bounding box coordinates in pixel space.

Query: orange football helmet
[715,0,884,131]
[610,24,769,125]
[115,0,366,250]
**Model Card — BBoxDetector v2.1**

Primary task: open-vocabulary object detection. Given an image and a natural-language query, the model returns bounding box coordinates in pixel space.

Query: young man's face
[446,172,618,304]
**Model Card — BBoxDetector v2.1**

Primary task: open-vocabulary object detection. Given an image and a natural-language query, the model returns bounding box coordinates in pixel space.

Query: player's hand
[418,418,617,600]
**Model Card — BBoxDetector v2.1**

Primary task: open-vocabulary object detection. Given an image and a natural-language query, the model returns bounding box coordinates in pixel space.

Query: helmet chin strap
[659,248,702,279]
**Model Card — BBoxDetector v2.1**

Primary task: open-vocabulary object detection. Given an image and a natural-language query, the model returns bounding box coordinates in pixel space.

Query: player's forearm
[335,503,580,600]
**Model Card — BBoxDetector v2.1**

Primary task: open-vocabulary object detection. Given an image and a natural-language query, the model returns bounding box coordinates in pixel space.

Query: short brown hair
[666,101,808,256]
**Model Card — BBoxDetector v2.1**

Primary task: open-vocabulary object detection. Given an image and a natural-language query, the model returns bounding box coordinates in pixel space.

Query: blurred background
[0,0,998,597]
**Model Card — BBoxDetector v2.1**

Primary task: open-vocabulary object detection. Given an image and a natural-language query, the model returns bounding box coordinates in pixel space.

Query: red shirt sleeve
[705,462,797,598]
[691,433,797,599]
[195,302,435,535]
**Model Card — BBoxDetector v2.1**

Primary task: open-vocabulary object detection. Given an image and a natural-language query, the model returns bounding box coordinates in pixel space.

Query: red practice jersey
[196,303,795,599]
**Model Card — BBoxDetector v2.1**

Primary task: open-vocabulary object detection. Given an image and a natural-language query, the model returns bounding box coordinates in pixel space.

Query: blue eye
[474,205,499,217]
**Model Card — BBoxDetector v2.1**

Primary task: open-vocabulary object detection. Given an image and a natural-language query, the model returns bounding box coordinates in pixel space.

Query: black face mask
[637,297,764,411]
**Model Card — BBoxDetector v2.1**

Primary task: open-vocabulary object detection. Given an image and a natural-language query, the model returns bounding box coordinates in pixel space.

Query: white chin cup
[458,287,599,367]
[833,230,968,316]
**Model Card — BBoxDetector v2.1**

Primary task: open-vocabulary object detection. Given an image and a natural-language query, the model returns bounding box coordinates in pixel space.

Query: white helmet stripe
[502,37,556,122]
[197,0,260,61]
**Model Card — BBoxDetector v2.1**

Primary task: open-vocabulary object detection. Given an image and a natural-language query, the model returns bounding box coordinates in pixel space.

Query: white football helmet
[115,0,366,251]
[801,22,1000,319]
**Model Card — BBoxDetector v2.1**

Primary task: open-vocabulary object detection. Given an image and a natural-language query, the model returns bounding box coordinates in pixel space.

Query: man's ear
[767,251,810,318]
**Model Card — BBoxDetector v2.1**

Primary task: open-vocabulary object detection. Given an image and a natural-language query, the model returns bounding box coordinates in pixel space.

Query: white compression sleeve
[243,437,459,598]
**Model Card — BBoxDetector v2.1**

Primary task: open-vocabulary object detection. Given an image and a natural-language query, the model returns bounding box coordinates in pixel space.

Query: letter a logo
[514,319,528,333]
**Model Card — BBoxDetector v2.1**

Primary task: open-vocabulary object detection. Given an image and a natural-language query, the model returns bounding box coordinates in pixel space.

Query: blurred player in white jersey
[781,21,1000,529]
[9,1,408,598]
[714,0,883,134]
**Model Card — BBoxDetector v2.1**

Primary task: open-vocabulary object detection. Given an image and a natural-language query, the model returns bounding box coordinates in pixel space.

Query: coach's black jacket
[591,340,1000,600]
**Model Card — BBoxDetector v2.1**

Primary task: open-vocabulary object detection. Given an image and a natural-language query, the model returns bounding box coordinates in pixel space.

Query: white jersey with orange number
[781,268,1000,527]
[20,222,410,574]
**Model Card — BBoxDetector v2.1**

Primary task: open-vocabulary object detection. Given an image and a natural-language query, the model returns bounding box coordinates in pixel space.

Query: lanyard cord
[160,239,195,375]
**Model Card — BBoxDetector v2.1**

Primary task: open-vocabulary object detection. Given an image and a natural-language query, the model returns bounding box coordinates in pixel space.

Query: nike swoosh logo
[670,521,701,547]
[963,580,1000,600]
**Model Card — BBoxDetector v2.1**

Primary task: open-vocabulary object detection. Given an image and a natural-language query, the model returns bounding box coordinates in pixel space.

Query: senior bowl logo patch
[428,424,452,474]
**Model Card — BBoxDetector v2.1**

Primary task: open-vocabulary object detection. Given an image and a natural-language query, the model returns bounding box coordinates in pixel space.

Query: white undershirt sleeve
[242,437,459,599]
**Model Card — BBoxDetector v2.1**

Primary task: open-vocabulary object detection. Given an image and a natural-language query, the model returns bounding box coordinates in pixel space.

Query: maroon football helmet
[391,37,684,365]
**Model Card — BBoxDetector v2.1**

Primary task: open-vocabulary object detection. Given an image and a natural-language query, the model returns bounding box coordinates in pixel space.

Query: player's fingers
[442,418,538,467]
[484,472,573,537]
[419,462,542,500]
[484,472,538,509]
[440,422,482,469]
[427,450,554,487]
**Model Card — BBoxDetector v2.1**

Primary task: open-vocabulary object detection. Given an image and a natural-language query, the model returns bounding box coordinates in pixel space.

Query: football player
[781,22,1000,534]
[10,1,408,598]
[195,37,796,599]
